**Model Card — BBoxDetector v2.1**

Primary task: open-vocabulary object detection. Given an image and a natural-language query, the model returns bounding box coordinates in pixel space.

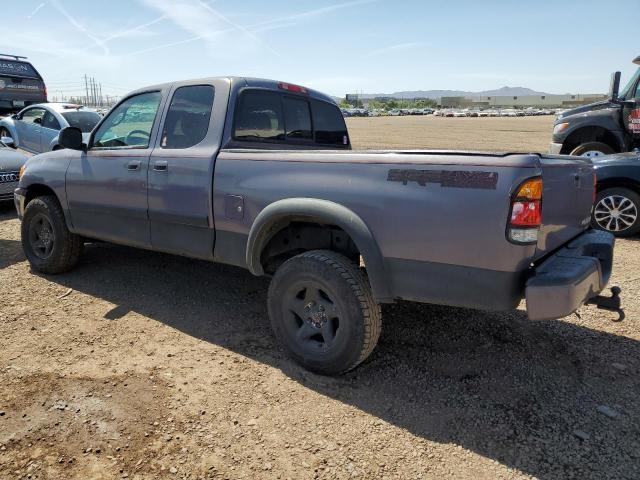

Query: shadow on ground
[28,241,639,479]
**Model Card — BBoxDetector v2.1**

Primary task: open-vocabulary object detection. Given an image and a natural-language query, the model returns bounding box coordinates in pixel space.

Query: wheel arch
[596,177,640,194]
[246,198,393,302]
[561,126,624,154]
[0,121,19,146]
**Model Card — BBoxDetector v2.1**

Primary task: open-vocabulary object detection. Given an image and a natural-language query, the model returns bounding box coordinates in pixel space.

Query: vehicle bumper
[548,142,563,155]
[525,229,615,321]
[14,187,26,219]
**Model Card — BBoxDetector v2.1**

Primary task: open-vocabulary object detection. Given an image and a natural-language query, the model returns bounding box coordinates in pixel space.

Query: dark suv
[0,54,47,114]
[550,55,640,157]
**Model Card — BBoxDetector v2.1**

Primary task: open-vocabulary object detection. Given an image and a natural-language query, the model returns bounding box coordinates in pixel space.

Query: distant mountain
[355,86,550,100]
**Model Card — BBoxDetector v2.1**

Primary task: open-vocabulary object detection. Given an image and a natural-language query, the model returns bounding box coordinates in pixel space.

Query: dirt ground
[1,118,639,480]
[346,115,554,152]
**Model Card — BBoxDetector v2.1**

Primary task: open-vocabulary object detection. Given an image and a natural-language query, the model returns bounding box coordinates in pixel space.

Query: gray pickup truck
[14,77,618,374]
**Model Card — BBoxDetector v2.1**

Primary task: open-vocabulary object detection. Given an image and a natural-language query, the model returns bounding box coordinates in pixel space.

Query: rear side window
[311,100,348,146]
[234,91,284,141]
[162,85,214,149]
[0,61,39,78]
[62,111,102,133]
[283,97,312,140]
[42,111,60,130]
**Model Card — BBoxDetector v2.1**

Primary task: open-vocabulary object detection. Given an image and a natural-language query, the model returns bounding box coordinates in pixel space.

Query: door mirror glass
[59,127,84,150]
[92,92,161,149]
[609,71,621,101]
[1,136,14,147]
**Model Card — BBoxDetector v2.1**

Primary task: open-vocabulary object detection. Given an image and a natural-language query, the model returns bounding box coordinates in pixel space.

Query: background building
[439,93,607,108]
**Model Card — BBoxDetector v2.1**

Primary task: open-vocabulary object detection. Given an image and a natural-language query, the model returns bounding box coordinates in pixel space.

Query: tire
[0,127,15,148]
[592,187,640,237]
[21,195,83,274]
[570,142,615,158]
[268,250,382,375]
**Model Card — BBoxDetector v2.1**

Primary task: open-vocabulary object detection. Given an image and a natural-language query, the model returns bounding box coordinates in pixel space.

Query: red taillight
[511,200,542,226]
[508,177,542,244]
[278,82,308,94]
[593,172,597,203]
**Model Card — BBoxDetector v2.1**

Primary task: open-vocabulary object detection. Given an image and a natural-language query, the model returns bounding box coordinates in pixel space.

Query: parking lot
[1,116,639,480]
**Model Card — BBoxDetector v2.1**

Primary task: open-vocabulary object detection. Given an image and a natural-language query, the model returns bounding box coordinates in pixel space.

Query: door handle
[127,160,141,171]
[153,161,168,172]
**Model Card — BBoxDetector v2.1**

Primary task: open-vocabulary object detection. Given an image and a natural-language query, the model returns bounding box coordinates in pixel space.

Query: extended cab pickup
[15,77,617,374]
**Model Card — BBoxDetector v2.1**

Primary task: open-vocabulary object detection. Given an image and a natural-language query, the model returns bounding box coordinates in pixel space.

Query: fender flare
[0,120,19,146]
[246,198,393,302]
[563,122,626,153]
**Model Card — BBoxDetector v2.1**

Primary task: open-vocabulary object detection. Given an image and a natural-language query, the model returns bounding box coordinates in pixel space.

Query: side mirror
[1,136,14,147]
[609,71,621,102]
[33,117,42,125]
[58,127,84,151]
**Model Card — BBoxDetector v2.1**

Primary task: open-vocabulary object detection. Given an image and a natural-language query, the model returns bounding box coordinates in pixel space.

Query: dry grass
[347,115,555,152]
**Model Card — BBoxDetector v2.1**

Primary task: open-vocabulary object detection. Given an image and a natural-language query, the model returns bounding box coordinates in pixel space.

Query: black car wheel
[592,187,640,237]
[21,195,84,273]
[570,142,615,158]
[268,250,381,375]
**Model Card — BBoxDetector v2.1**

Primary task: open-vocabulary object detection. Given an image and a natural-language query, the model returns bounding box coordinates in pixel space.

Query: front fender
[0,119,19,146]
[246,198,393,302]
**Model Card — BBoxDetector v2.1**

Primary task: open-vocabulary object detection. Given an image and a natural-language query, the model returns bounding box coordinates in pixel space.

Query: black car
[0,54,47,114]
[550,55,640,157]
[592,152,640,236]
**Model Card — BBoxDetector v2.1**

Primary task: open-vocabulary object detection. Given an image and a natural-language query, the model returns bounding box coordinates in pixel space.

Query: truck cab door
[622,80,640,148]
[148,84,217,260]
[65,91,164,248]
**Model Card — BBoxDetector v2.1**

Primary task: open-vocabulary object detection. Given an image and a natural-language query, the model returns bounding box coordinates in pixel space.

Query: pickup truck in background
[550,55,640,157]
[15,77,618,375]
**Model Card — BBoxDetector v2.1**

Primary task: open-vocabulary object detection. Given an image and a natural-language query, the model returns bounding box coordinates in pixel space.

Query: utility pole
[99,83,103,107]
[84,74,89,105]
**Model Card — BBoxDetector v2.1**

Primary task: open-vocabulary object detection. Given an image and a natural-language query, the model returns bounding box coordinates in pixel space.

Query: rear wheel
[570,142,615,158]
[592,187,640,237]
[268,250,382,375]
[21,195,83,273]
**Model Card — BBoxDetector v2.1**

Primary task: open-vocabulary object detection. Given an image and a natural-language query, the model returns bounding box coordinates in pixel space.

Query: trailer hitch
[587,286,624,322]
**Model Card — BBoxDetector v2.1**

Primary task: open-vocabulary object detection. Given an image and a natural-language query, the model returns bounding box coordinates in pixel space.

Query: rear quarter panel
[213,151,543,309]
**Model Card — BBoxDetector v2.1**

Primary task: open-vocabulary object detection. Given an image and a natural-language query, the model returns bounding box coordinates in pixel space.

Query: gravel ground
[1,124,639,479]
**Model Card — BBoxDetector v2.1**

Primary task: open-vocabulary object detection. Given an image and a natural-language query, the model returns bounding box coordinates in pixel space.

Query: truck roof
[126,76,338,105]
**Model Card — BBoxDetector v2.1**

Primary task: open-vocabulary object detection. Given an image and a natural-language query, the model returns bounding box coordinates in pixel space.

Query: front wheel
[592,187,640,237]
[268,250,382,375]
[21,195,83,273]
[570,142,615,158]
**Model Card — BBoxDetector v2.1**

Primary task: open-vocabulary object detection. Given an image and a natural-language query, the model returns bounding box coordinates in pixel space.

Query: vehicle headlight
[553,122,570,134]
[19,164,26,179]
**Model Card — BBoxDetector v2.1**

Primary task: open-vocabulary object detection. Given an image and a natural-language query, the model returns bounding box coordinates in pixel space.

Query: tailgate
[0,75,46,103]
[535,155,594,258]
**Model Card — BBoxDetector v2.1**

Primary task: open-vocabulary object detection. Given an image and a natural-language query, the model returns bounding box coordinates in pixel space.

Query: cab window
[161,85,214,149]
[234,91,284,141]
[92,92,161,149]
[42,111,61,130]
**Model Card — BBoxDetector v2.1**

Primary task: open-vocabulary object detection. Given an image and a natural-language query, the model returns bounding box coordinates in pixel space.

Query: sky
[4,0,639,99]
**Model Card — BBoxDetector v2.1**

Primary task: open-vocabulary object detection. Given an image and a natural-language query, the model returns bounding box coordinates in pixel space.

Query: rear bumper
[548,142,563,154]
[526,229,615,321]
[14,187,26,219]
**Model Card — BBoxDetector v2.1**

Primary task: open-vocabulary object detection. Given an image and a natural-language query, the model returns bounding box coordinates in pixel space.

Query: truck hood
[0,148,28,171]
[592,151,640,168]
[556,100,617,121]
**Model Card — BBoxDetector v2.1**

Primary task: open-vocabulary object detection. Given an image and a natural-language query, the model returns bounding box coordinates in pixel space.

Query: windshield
[618,67,640,100]
[0,60,39,78]
[62,111,102,132]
